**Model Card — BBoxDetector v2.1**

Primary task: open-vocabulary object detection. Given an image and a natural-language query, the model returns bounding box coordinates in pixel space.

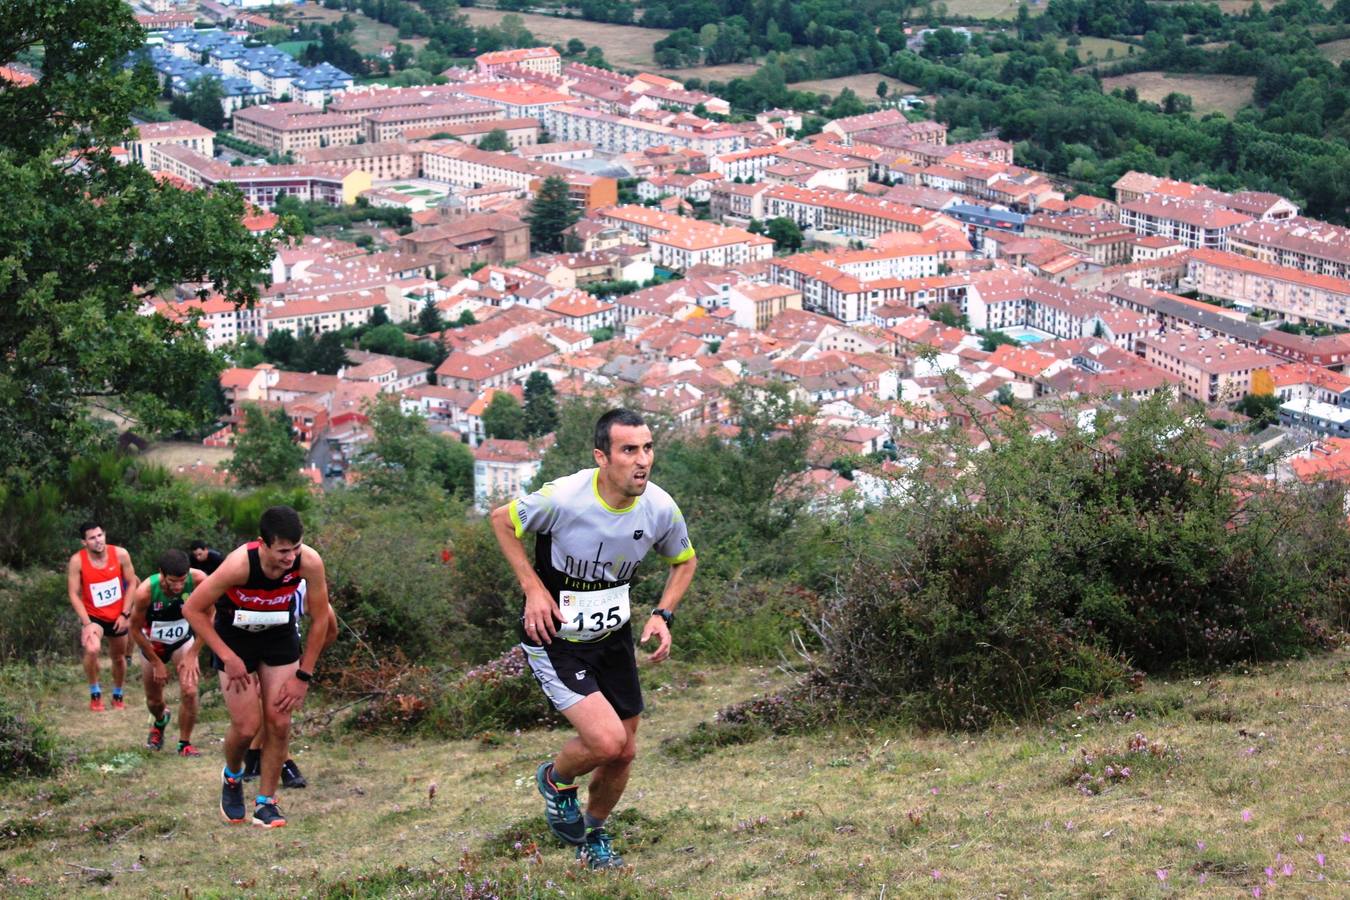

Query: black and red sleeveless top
[215,541,304,629]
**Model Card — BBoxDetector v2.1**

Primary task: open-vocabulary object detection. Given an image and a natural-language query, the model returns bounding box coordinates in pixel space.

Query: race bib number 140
[558,584,630,640]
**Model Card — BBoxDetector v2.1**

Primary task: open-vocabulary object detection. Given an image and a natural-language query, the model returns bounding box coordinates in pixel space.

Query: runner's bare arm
[117,547,139,612]
[640,555,697,663]
[67,554,93,628]
[127,580,161,664]
[490,502,562,641]
[184,548,252,691]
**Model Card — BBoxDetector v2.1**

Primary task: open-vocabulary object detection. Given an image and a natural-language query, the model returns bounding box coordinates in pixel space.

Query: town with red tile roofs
[35,2,1350,512]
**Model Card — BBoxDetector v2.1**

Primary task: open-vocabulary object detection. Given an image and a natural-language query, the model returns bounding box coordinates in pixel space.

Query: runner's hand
[522,585,564,644]
[222,655,252,693]
[111,613,130,637]
[150,659,169,687]
[80,623,101,654]
[274,676,308,713]
[176,656,199,692]
[641,616,672,663]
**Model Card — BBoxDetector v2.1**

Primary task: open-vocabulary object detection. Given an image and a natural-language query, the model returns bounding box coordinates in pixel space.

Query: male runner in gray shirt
[491,408,697,869]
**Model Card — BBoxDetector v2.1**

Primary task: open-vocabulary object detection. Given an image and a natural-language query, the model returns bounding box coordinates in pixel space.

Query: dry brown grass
[1320,38,1350,64]
[282,5,430,55]
[1101,72,1257,117]
[456,8,671,70]
[789,73,921,101]
[3,647,1350,896]
[141,441,232,472]
[653,62,761,83]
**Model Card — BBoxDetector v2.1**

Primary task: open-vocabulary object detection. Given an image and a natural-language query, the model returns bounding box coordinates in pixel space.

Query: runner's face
[595,423,654,498]
[191,547,208,562]
[161,573,188,595]
[82,528,106,554]
[259,537,301,572]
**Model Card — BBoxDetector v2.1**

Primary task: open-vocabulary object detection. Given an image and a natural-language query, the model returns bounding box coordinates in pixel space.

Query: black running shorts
[89,618,129,638]
[209,615,301,673]
[141,637,193,664]
[521,623,643,721]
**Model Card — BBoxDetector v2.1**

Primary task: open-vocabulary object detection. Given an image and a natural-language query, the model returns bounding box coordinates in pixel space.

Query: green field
[273,40,315,59]
[1058,36,1138,64]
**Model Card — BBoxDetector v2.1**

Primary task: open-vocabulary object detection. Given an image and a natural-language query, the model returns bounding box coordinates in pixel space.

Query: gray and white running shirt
[509,468,694,641]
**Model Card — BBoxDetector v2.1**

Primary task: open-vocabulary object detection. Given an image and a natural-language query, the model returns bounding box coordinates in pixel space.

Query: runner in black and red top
[184,506,334,829]
[127,549,205,756]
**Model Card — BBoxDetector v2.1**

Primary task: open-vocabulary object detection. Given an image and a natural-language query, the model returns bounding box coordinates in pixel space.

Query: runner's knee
[585,727,629,762]
[263,707,291,735]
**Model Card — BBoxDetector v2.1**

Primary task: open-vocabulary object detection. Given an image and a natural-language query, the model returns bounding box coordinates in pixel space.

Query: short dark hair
[259,505,303,547]
[594,408,647,456]
[78,521,101,539]
[189,539,208,552]
[157,549,190,577]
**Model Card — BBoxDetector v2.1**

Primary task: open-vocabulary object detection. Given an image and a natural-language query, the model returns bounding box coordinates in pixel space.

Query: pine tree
[525,176,579,253]
[523,370,558,438]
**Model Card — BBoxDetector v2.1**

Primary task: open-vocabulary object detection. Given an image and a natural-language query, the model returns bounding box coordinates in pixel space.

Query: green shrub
[349,647,560,739]
[0,570,75,662]
[721,397,1349,732]
[0,696,58,779]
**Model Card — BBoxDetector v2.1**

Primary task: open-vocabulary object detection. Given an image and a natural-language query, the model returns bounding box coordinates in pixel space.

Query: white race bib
[90,577,122,608]
[232,609,289,632]
[150,619,190,643]
[557,584,630,640]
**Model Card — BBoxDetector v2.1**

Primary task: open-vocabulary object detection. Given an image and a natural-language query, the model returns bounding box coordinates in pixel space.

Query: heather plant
[714,396,1349,732]
[0,696,58,779]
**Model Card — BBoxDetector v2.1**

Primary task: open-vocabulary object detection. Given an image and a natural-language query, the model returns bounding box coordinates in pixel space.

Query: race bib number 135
[558,585,630,640]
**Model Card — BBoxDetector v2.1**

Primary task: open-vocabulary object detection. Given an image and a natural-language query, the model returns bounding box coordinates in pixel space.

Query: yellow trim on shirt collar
[592,469,638,513]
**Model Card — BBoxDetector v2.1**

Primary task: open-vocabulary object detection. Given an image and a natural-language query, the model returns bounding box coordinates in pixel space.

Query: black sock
[178,740,190,750]
[244,747,261,770]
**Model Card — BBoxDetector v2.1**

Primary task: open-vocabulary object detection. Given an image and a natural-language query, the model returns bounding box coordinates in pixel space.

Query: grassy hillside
[1,648,1348,897]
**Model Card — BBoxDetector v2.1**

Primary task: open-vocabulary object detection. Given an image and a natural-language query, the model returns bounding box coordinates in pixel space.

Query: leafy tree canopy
[0,1,282,483]
[227,405,305,488]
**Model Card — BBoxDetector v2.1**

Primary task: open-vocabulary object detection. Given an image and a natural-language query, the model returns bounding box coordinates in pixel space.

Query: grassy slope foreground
[0,651,1348,898]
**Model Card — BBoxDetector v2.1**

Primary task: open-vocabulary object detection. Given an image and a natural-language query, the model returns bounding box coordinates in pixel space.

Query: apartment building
[1023,214,1136,265]
[472,437,551,512]
[363,101,500,142]
[1112,171,1299,221]
[764,185,950,239]
[1227,217,1350,280]
[474,47,562,77]
[595,205,772,271]
[231,103,362,154]
[1118,196,1252,250]
[453,82,572,119]
[297,141,417,181]
[709,145,781,181]
[544,104,749,156]
[1187,248,1350,329]
[261,288,393,338]
[421,143,615,209]
[709,181,772,224]
[126,119,215,165]
[418,117,542,147]
[146,144,372,208]
[1135,334,1272,403]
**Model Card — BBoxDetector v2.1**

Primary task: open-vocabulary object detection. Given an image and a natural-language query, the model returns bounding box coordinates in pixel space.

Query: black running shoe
[577,826,625,869]
[536,761,585,845]
[281,758,307,789]
[146,710,170,751]
[251,797,287,829]
[220,769,246,824]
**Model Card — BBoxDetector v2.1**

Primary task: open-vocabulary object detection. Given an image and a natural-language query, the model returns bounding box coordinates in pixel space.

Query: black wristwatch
[295,669,313,682]
[650,608,674,627]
